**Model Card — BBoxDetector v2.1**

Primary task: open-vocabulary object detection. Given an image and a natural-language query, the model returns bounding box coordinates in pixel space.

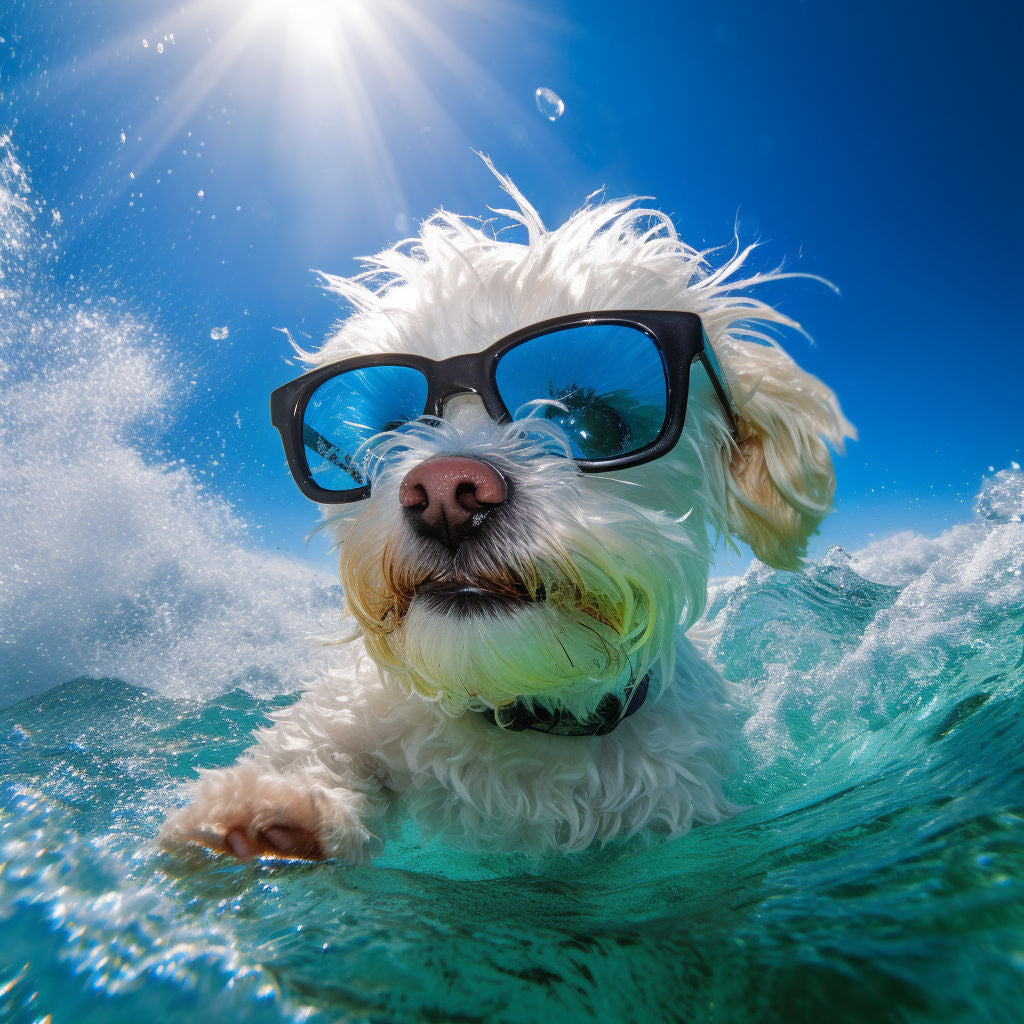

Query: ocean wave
[0,139,341,707]
[697,466,1024,795]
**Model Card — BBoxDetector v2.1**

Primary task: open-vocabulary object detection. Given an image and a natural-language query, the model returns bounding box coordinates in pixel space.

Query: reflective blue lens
[495,324,668,460]
[303,365,428,491]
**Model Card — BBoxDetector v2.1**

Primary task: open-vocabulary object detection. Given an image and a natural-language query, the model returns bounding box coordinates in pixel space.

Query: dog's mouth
[413,577,546,616]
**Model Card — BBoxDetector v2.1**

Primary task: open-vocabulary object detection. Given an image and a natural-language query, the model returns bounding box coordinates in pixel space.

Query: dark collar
[482,671,651,737]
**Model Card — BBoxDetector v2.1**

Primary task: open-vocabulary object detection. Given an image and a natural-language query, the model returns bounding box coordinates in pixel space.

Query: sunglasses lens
[495,324,668,460]
[302,365,428,492]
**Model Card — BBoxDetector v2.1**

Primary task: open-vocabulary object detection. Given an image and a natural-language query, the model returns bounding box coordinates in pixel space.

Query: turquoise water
[3,476,1023,1022]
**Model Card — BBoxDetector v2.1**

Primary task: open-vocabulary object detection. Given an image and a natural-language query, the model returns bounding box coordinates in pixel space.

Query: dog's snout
[399,456,508,550]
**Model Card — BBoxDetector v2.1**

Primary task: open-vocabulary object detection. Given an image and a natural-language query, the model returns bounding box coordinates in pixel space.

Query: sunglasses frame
[270,310,738,504]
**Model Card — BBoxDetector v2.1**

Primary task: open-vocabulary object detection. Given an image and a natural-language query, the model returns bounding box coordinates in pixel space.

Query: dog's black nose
[399,456,508,550]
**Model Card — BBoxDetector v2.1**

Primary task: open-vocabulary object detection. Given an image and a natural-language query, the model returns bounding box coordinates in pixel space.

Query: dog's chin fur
[160,166,855,862]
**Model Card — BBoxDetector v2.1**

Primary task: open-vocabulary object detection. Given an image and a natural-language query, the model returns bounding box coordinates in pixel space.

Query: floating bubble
[535,86,565,122]
[209,325,228,340]
[142,38,149,48]
[196,189,204,198]
[156,42,164,54]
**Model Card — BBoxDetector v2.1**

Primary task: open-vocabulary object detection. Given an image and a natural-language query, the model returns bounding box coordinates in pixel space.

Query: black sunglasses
[270,310,737,503]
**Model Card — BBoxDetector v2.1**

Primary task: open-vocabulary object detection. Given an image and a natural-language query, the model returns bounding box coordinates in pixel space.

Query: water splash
[697,467,1024,802]
[0,138,341,707]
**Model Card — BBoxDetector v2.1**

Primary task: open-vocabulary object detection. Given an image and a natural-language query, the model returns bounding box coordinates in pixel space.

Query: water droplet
[535,86,564,121]
[210,326,229,341]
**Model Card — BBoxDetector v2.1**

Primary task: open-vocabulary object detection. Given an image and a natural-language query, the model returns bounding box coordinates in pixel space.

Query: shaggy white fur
[160,166,854,863]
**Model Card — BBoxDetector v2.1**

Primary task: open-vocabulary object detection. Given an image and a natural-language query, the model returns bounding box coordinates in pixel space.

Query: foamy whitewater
[3,140,1024,1021]
[0,141,340,709]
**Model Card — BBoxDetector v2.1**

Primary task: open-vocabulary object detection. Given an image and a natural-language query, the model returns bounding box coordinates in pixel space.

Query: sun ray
[12,0,572,246]
[278,7,408,215]
[131,2,272,182]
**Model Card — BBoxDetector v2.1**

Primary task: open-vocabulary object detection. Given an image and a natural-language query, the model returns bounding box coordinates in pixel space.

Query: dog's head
[281,168,853,717]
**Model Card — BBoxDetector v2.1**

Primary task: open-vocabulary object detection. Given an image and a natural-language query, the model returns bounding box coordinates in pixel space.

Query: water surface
[3,473,1023,1021]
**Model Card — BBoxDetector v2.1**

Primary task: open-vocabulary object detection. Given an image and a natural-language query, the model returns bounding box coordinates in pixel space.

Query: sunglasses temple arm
[301,424,366,484]
[698,353,740,441]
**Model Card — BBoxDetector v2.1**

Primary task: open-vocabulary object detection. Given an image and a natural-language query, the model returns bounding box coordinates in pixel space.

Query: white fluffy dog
[160,169,852,863]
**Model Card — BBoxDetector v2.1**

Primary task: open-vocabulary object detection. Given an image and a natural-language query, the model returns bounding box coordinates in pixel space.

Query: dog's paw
[222,823,325,861]
[159,761,372,863]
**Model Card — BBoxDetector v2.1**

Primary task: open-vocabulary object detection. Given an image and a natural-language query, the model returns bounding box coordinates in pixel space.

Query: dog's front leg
[160,693,389,863]
[159,759,380,862]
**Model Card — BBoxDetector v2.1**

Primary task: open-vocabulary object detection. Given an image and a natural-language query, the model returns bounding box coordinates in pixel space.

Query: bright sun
[245,0,378,58]
[109,0,534,219]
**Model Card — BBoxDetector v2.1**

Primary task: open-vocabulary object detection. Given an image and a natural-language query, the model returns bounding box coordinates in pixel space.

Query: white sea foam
[837,471,1024,704]
[845,524,982,588]
[848,468,1023,588]
[837,467,1024,715]
[0,139,341,707]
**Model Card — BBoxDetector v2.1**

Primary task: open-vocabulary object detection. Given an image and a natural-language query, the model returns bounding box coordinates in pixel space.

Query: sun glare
[72,0,543,225]
[247,0,375,58]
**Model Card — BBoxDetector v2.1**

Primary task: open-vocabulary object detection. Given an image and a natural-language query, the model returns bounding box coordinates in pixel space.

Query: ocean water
[3,478,1024,1023]
[4,139,1024,1022]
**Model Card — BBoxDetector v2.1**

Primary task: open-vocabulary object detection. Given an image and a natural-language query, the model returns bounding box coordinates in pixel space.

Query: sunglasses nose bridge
[426,352,500,420]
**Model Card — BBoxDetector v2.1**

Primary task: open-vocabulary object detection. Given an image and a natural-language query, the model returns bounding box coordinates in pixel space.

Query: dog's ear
[719,340,855,571]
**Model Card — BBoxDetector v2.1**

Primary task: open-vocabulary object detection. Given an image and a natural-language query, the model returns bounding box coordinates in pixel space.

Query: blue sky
[2,0,1021,576]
